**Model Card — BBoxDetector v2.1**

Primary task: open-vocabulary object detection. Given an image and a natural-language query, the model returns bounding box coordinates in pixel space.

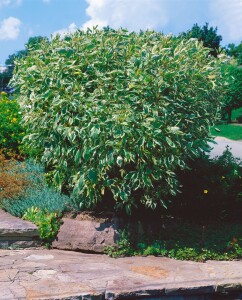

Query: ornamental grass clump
[12,29,226,214]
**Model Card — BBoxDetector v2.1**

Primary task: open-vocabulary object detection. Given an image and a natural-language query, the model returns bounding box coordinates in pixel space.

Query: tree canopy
[182,23,222,57]
[221,63,242,122]
[226,42,242,65]
[1,36,48,92]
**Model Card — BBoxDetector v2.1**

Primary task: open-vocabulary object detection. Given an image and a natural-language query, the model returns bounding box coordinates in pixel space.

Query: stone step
[0,209,40,249]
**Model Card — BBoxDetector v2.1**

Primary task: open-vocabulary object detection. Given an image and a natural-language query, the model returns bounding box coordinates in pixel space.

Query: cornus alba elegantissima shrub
[12,29,226,214]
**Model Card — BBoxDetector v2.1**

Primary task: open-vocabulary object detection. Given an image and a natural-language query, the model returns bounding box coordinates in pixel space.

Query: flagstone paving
[0,209,40,249]
[0,248,241,300]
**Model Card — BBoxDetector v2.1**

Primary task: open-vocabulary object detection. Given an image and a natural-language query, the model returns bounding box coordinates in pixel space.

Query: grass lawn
[210,108,242,140]
[210,124,242,140]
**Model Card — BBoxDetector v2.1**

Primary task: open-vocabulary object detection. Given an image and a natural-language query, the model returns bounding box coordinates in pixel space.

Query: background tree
[226,42,242,65]
[26,36,49,50]
[1,36,48,93]
[221,63,242,122]
[182,23,222,57]
[5,49,27,67]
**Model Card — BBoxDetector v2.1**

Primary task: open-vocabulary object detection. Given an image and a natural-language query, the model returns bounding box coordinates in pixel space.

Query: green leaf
[88,169,98,183]
[117,156,123,167]
[83,148,91,161]
[74,149,82,164]
[166,137,175,148]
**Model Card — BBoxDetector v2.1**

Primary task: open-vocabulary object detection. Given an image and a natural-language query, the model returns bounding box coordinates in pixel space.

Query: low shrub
[0,152,28,202]
[0,160,75,217]
[171,147,242,221]
[1,184,73,217]
[23,206,62,244]
[0,92,25,156]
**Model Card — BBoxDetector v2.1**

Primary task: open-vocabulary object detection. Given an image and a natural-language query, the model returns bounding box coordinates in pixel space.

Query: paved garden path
[209,137,242,159]
[0,248,241,299]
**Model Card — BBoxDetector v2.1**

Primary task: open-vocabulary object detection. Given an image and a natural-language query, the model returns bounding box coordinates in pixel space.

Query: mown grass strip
[211,124,242,140]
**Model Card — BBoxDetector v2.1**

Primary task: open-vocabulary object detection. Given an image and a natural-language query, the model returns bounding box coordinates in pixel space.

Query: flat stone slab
[0,209,39,237]
[0,249,241,299]
[53,214,118,253]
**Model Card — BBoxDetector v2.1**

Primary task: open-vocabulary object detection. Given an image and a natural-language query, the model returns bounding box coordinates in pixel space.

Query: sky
[0,0,242,65]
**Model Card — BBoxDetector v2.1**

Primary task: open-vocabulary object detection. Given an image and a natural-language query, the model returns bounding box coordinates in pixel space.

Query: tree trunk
[227,109,232,123]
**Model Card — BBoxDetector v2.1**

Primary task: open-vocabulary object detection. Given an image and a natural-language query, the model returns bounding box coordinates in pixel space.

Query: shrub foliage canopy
[12,29,225,213]
[0,92,25,154]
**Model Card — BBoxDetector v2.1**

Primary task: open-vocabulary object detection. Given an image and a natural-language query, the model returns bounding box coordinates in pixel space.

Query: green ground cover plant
[105,222,242,261]
[12,29,227,214]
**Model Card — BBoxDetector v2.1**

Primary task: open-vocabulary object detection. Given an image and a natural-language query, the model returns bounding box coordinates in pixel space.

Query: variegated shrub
[12,29,226,214]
